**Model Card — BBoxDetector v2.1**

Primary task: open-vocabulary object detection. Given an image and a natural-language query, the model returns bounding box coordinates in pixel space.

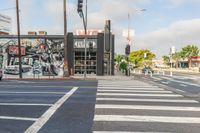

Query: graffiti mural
[0,38,65,77]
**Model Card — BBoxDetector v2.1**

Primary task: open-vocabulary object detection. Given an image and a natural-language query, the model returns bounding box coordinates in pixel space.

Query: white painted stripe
[24,87,79,133]
[98,85,155,87]
[151,77,162,81]
[97,93,182,97]
[94,115,200,124]
[93,131,170,133]
[0,103,53,106]
[176,89,185,93]
[162,77,200,87]
[98,87,164,90]
[96,98,198,103]
[0,91,66,94]
[95,104,200,111]
[97,90,173,94]
[161,81,169,84]
[180,84,188,87]
[0,116,37,121]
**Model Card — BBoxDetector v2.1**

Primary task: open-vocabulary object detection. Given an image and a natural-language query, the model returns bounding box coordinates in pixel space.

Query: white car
[0,69,2,80]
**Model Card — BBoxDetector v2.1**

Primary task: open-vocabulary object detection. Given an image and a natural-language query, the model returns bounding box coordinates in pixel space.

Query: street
[0,75,200,132]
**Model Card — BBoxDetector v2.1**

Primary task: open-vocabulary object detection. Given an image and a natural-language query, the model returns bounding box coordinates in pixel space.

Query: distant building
[189,56,200,68]
[0,14,12,35]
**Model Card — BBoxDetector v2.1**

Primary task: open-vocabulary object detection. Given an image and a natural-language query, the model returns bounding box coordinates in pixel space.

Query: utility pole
[63,0,69,77]
[16,0,22,79]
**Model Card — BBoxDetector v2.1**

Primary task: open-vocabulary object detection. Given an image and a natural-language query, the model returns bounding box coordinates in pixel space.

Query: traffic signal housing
[125,44,130,55]
[77,0,83,17]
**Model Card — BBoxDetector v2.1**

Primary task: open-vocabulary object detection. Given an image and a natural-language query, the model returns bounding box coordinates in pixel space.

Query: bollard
[162,71,165,76]
[170,71,173,77]
[150,71,153,77]
[157,71,159,75]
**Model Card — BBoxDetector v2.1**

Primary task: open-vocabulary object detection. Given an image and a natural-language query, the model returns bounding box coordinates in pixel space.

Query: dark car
[142,66,154,74]
[0,69,2,80]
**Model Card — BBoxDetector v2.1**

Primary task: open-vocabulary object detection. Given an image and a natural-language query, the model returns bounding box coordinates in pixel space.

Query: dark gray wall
[67,33,74,75]
[97,33,104,76]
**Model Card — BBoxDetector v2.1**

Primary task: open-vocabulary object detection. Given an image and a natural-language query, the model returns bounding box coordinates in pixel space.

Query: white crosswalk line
[95,104,200,111]
[96,98,198,103]
[97,93,183,97]
[98,87,164,90]
[93,80,200,132]
[94,115,200,123]
[97,90,173,93]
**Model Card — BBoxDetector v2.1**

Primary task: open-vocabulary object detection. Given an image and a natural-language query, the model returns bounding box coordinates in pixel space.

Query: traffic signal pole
[16,0,22,79]
[63,0,69,77]
[77,0,87,79]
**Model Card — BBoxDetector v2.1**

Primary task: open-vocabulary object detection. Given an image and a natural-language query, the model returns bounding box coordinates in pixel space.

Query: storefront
[0,32,115,77]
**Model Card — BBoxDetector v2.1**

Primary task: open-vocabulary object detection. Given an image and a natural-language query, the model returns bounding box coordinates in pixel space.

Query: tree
[129,49,155,67]
[162,55,170,65]
[180,45,199,59]
[172,52,181,68]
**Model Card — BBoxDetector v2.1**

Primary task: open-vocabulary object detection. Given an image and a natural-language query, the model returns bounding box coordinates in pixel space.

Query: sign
[74,39,97,48]
[75,29,103,35]
[28,31,37,35]
[9,46,26,55]
[0,14,12,34]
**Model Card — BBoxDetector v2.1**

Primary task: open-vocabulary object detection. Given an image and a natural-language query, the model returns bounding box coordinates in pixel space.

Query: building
[0,32,115,76]
[0,14,12,35]
[189,56,200,68]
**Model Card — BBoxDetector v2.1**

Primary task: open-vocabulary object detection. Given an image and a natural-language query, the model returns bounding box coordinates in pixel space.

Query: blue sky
[0,0,200,58]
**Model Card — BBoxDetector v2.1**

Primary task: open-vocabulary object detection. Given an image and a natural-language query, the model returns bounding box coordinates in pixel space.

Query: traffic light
[89,42,93,52]
[77,0,83,17]
[125,44,130,55]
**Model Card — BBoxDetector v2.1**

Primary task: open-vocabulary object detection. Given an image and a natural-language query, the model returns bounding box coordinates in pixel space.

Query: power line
[0,7,16,12]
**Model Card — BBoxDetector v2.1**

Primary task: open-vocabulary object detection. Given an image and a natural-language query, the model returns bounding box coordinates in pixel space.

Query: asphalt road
[138,72,200,95]
[1,77,200,133]
[0,80,97,133]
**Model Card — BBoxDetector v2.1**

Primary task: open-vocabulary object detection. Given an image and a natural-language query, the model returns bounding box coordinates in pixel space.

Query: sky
[0,0,200,58]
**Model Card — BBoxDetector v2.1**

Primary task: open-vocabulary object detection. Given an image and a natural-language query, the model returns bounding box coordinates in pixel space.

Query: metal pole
[84,0,87,79]
[63,0,69,77]
[16,0,22,79]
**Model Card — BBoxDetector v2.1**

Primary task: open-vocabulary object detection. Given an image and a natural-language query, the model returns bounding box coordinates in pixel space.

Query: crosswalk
[92,80,200,133]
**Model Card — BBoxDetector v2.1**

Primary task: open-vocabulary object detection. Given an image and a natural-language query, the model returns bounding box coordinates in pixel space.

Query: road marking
[0,116,37,121]
[97,90,173,93]
[161,81,169,84]
[95,104,200,111]
[24,87,79,133]
[97,93,183,97]
[0,85,72,88]
[96,98,198,103]
[93,131,171,133]
[176,89,185,93]
[162,77,200,87]
[94,115,200,124]
[0,103,53,106]
[98,85,155,88]
[0,91,66,94]
[180,84,188,87]
[151,77,162,81]
[98,87,164,90]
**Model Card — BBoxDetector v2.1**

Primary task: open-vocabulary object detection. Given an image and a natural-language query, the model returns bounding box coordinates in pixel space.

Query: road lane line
[24,87,79,133]
[97,90,173,93]
[0,103,53,106]
[0,116,38,121]
[93,131,171,133]
[98,87,164,90]
[95,104,200,111]
[161,81,169,84]
[97,93,183,97]
[0,91,66,94]
[180,84,188,87]
[94,115,200,124]
[96,98,198,103]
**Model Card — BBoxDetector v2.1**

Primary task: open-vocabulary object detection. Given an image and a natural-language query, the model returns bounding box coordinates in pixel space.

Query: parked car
[142,66,154,74]
[0,69,2,80]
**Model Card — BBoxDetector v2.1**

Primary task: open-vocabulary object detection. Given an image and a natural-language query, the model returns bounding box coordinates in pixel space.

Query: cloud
[133,18,200,58]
